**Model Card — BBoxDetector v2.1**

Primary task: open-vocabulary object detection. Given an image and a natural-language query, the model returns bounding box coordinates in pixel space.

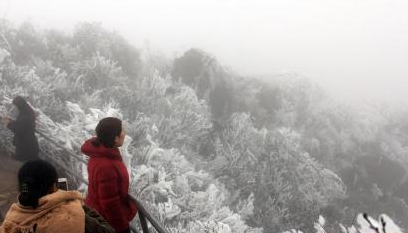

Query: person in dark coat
[1,96,39,162]
[81,117,137,233]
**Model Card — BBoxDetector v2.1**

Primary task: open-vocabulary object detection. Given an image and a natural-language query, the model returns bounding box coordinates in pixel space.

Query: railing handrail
[35,130,88,164]
[129,196,170,233]
[34,130,170,233]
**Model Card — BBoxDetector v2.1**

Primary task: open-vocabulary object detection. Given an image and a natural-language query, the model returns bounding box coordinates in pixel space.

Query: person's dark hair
[92,117,122,148]
[18,160,58,208]
[12,96,36,120]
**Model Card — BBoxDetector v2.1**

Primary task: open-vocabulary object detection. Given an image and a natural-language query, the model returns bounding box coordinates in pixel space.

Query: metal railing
[34,130,170,233]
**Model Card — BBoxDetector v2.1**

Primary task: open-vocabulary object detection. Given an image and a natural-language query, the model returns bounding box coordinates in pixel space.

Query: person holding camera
[0,159,115,233]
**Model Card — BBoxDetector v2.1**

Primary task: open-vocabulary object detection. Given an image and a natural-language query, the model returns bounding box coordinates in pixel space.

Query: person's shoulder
[41,190,84,206]
[16,115,34,123]
[45,198,85,233]
[92,159,116,170]
[91,160,120,178]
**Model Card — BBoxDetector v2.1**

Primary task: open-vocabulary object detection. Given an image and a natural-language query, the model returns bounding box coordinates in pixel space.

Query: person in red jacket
[81,117,137,233]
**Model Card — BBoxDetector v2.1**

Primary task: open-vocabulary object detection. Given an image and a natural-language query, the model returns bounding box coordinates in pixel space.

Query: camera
[56,178,68,191]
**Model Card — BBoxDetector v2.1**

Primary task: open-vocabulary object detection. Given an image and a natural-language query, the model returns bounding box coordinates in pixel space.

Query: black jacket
[7,114,39,161]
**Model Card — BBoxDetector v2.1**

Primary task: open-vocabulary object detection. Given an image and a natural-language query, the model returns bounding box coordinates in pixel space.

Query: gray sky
[1,0,408,104]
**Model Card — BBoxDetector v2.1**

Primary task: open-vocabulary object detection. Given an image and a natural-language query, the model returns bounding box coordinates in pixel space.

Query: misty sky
[1,0,407,104]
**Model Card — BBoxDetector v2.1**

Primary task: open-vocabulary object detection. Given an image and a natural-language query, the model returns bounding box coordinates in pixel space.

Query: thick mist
[1,1,408,232]
[1,0,408,104]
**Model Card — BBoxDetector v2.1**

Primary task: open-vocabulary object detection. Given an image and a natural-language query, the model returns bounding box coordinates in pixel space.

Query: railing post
[139,211,149,233]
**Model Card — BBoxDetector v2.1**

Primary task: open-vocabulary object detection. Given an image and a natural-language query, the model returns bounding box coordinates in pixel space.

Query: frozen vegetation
[0,21,407,232]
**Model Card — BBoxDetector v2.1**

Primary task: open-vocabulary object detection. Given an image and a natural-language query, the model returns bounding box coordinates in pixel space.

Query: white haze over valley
[1,0,408,105]
[2,1,408,232]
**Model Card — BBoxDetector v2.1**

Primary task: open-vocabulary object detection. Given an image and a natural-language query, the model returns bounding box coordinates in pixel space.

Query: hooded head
[12,96,36,121]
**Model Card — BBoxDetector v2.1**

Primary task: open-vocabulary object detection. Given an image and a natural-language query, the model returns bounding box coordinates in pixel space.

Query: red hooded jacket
[81,138,137,232]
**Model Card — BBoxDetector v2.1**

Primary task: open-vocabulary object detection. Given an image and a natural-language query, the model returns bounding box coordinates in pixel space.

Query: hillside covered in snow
[1,20,407,232]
